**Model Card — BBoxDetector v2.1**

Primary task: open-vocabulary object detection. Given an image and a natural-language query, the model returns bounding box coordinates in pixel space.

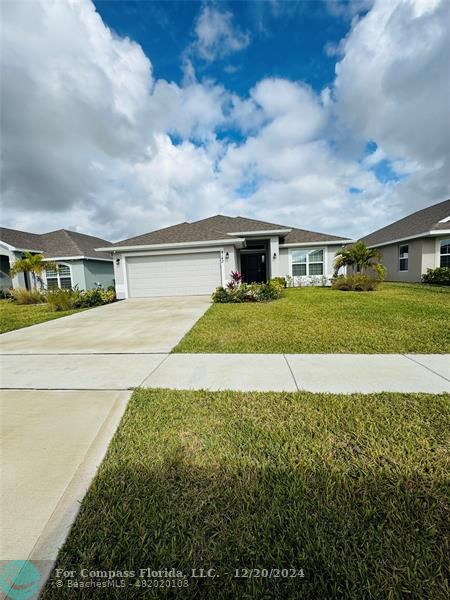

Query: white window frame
[439,239,450,268]
[44,262,73,290]
[399,244,409,272]
[289,248,325,278]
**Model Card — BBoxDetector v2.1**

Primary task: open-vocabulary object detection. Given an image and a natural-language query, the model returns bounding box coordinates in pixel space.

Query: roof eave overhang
[228,229,292,237]
[42,256,113,262]
[365,230,450,248]
[282,239,353,247]
[97,238,246,253]
[0,240,43,253]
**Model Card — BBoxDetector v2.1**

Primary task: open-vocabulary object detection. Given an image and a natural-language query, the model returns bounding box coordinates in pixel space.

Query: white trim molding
[97,238,245,253]
[282,240,353,247]
[42,256,112,262]
[227,229,292,237]
[367,230,450,248]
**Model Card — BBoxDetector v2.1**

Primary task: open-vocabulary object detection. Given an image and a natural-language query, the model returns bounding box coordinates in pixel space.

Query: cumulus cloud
[1,0,448,242]
[189,5,250,62]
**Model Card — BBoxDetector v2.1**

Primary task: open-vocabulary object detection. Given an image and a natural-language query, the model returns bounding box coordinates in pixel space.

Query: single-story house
[97,215,353,298]
[0,227,114,291]
[360,199,450,282]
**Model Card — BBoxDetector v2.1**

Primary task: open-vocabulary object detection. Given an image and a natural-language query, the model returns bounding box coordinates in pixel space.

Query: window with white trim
[291,248,324,276]
[399,245,409,271]
[440,239,450,268]
[46,263,72,290]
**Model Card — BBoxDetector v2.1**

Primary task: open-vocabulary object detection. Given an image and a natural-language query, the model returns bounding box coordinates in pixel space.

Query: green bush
[77,288,104,308]
[270,276,287,288]
[212,281,284,303]
[45,288,82,311]
[45,286,117,311]
[10,287,44,304]
[332,274,379,292]
[422,267,450,286]
[99,288,116,304]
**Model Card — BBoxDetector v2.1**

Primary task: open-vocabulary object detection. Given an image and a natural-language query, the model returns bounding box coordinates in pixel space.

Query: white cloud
[1,0,448,244]
[190,5,250,62]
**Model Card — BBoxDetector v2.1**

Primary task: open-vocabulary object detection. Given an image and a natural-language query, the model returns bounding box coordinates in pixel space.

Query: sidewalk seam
[137,353,171,387]
[283,354,300,391]
[402,354,450,383]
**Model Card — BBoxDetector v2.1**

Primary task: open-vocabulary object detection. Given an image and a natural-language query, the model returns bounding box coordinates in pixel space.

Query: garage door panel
[127,252,221,297]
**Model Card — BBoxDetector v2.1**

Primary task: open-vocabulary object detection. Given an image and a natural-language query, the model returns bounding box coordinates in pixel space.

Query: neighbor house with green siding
[0,227,114,291]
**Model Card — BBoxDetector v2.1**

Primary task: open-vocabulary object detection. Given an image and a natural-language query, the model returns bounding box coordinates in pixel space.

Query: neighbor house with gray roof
[97,215,352,298]
[0,227,114,291]
[360,199,450,282]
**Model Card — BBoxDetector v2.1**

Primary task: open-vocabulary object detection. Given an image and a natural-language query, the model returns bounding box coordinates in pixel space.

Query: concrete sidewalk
[2,352,449,393]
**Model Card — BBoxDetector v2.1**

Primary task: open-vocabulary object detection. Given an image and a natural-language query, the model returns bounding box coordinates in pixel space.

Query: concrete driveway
[0,296,210,570]
[0,296,211,354]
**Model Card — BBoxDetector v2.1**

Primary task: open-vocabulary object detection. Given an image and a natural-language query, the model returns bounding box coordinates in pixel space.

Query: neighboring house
[360,199,450,283]
[0,227,114,291]
[97,215,352,298]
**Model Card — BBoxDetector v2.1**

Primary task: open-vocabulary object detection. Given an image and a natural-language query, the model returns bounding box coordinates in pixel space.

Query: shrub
[45,288,81,311]
[422,267,450,286]
[10,287,44,304]
[99,288,116,304]
[270,277,287,288]
[77,288,104,308]
[332,274,379,292]
[212,280,284,303]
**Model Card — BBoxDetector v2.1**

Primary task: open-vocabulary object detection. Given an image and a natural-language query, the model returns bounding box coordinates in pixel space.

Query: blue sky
[2,0,449,241]
[94,1,353,95]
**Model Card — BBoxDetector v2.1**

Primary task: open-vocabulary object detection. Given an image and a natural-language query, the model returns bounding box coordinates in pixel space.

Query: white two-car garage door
[126,252,222,297]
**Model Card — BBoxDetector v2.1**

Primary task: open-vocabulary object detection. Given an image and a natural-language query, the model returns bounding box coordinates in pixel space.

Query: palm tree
[334,241,386,279]
[9,252,57,289]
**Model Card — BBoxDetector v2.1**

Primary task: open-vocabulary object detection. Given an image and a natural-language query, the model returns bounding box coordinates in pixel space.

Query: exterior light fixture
[115,258,120,266]
[273,252,277,259]
[225,251,230,259]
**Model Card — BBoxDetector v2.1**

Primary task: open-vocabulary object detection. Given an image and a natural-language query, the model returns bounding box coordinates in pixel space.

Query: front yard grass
[174,282,450,353]
[42,388,449,599]
[0,300,84,333]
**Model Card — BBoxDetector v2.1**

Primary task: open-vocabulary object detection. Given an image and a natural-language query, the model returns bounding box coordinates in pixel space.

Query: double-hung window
[399,245,409,271]
[291,248,324,277]
[440,240,450,268]
[46,263,72,290]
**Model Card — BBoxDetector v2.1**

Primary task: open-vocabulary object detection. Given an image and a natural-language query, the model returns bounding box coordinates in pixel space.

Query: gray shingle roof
[0,227,112,260]
[360,199,450,247]
[112,215,350,248]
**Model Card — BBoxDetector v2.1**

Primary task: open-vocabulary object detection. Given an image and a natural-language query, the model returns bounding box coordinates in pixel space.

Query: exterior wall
[222,245,238,283]
[112,255,125,299]
[269,236,280,278]
[82,259,114,290]
[378,238,427,282]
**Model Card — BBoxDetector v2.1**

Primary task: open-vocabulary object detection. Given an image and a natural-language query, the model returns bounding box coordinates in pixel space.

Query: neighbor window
[399,245,409,271]
[291,248,324,277]
[440,239,450,268]
[46,263,72,290]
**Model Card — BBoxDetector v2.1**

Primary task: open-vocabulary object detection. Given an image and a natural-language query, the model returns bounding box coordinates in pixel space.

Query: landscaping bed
[0,299,85,334]
[174,283,450,354]
[42,388,449,599]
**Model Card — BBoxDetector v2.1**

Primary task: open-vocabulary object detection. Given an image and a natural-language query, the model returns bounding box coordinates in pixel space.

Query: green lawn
[0,300,84,333]
[174,283,450,354]
[42,389,449,599]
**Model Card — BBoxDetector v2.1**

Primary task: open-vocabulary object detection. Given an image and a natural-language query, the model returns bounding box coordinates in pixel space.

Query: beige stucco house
[360,199,450,282]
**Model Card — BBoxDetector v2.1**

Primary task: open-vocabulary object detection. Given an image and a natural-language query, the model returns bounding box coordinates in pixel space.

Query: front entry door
[240,252,267,283]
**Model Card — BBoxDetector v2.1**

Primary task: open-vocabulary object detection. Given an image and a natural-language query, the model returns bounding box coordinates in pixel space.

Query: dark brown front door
[240,252,267,283]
